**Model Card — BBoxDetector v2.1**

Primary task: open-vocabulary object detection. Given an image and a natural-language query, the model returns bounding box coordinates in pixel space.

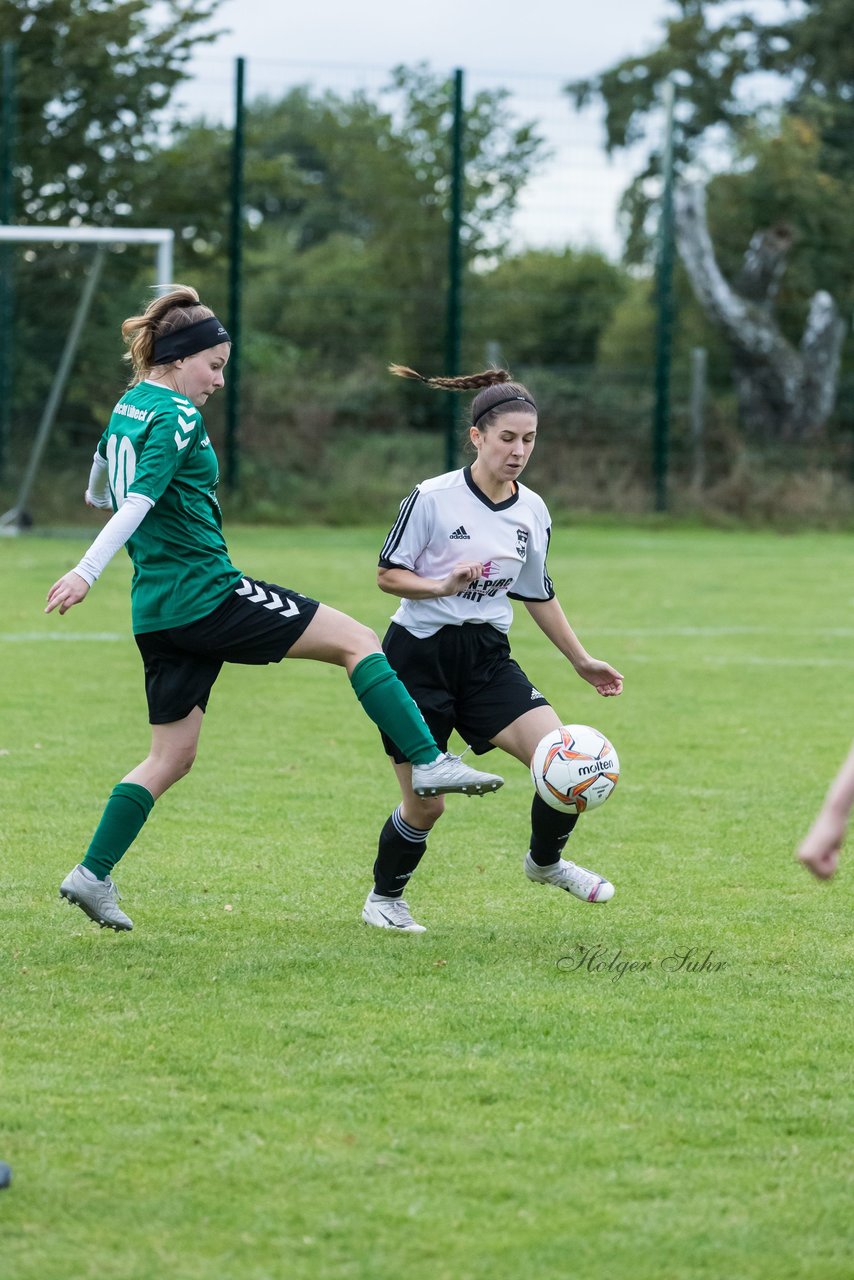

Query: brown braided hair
[389,363,537,431]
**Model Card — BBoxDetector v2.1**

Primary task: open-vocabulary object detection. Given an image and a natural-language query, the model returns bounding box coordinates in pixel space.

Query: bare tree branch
[674,182,845,440]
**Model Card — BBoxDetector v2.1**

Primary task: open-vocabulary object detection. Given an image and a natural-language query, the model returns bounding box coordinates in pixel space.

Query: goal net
[0,226,173,532]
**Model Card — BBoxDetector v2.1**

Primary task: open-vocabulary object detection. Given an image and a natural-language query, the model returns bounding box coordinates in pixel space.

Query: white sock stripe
[392,805,430,843]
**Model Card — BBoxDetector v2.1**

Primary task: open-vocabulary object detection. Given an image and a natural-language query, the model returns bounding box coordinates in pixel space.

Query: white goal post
[0,224,174,287]
[0,225,174,532]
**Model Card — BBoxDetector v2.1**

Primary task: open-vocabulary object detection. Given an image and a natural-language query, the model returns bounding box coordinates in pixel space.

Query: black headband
[472,394,537,427]
[152,315,231,365]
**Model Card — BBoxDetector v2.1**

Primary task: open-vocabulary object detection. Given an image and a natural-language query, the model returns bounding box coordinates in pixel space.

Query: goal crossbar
[0,224,174,287]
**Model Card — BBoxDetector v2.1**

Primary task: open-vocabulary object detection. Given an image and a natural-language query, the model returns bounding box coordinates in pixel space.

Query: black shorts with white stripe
[380,620,551,761]
[134,575,320,724]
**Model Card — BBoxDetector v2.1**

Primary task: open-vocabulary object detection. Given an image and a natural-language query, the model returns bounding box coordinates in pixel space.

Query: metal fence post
[690,346,707,491]
[226,56,246,489]
[0,40,17,482]
[652,78,676,513]
[445,68,464,472]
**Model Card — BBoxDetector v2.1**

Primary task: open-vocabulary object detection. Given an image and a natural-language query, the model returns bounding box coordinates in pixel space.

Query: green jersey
[98,381,242,633]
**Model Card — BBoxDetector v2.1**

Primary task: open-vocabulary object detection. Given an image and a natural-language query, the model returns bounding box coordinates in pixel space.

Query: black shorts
[134,575,320,724]
[381,621,550,761]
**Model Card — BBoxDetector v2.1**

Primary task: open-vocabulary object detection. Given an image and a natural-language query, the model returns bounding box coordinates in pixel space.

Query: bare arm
[797,739,854,880]
[524,596,623,697]
[378,563,485,600]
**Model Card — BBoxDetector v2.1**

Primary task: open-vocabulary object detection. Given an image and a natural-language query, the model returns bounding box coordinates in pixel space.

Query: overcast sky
[179,0,784,256]
[194,0,674,81]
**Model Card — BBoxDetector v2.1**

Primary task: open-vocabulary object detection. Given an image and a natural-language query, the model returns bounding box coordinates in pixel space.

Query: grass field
[1,524,853,1280]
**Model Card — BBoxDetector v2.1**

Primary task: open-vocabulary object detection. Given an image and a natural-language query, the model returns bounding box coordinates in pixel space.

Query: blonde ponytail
[121,285,214,384]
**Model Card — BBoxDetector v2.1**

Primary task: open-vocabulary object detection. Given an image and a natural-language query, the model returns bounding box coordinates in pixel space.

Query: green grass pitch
[1,524,852,1280]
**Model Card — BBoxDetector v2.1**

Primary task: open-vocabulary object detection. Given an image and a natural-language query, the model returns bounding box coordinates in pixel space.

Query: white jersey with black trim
[379,465,555,639]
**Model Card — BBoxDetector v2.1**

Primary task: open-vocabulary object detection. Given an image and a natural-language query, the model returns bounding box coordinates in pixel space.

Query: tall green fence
[1,54,852,528]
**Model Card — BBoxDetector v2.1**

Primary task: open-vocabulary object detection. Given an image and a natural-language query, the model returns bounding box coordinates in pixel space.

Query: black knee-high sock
[373,806,431,898]
[529,792,578,866]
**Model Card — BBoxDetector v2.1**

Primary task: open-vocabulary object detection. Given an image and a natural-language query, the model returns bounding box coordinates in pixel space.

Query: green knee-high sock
[82,782,155,880]
[350,653,439,765]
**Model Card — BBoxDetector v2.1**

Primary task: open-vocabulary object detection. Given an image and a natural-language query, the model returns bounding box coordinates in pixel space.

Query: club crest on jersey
[449,525,470,540]
[516,528,529,559]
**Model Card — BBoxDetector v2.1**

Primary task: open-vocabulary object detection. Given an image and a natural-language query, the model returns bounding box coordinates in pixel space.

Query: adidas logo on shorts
[449,526,470,540]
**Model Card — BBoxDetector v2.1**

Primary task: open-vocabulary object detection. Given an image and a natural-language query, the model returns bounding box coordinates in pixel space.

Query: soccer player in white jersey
[45,287,502,932]
[361,364,624,933]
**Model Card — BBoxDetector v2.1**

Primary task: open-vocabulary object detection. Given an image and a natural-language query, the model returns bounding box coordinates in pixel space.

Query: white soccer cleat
[59,864,134,931]
[362,893,426,933]
[524,852,614,903]
[411,752,503,797]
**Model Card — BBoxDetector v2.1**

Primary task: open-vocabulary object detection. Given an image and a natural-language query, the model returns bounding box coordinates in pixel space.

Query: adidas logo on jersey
[530,687,545,700]
[449,526,470,540]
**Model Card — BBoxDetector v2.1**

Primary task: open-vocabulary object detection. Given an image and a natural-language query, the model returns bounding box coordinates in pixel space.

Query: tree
[470,248,629,367]
[568,0,854,436]
[567,0,854,265]
[568,0,758,263]
[676,181,845,439]
[15,65,547,453]
[140,69,547,381]
[703,116,854,339]
[0,0,222,224]
[238,69,546,374]
[567,1,854,247]
[0,1,227,477]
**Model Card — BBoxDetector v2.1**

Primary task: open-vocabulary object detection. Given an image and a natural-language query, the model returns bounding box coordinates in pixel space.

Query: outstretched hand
[575,657,624,697]
[45,571,90,616]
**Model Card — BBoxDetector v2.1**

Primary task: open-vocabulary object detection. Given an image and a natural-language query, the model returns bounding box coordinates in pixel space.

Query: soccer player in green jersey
[46,285,503,931]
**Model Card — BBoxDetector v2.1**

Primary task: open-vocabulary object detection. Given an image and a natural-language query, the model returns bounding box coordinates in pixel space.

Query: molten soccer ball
[530,724,620,814]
